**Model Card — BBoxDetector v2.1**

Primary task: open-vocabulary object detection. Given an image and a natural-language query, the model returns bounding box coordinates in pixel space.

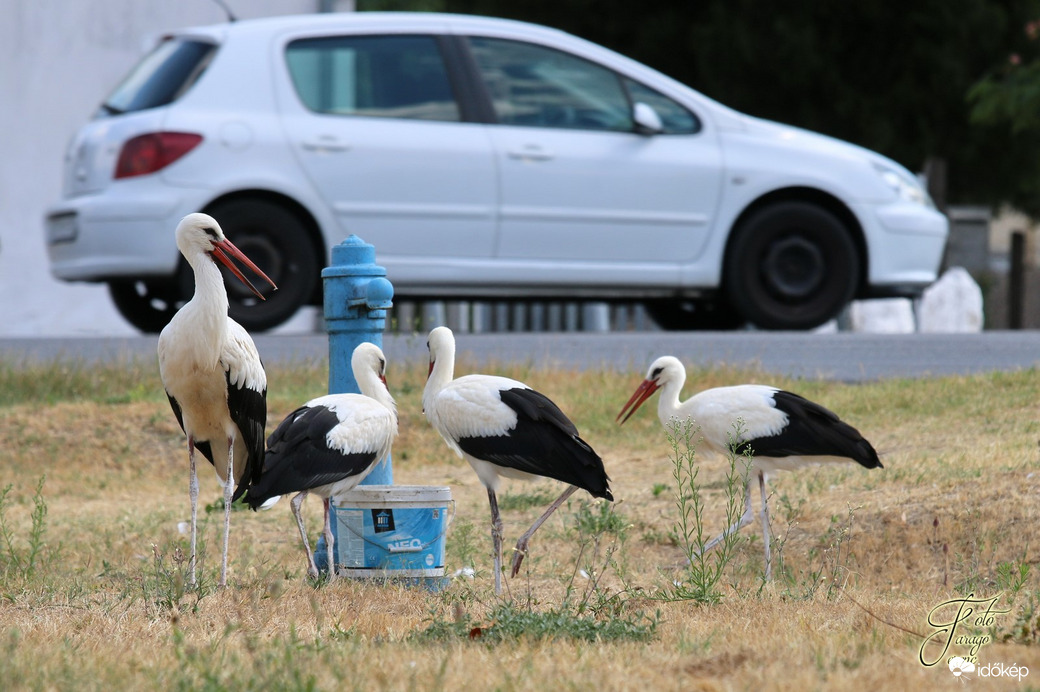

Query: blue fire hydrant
[321,234,395,483]
[314,235,393,572]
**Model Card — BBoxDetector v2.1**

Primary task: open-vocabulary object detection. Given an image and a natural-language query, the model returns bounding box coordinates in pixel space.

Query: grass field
[1,351,1039,690]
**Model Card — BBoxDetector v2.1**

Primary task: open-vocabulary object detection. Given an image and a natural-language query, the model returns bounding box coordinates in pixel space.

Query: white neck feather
[358,368,397,418]
[423,334,456,408]
[179,254,229,363]
[656,370,689,429]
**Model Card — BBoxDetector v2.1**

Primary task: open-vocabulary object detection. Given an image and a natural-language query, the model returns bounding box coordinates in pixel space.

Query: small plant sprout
[664,417,751,604]
[0,476,52,581]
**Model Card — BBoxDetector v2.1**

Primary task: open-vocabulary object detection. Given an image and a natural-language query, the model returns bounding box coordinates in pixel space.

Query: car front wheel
[724,201,860,330]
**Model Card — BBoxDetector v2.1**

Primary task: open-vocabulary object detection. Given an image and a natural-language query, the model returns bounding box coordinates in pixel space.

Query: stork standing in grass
[245,342,398,579]
[158,212,277,588]
[617,356,881,579]
[422,326,612,594]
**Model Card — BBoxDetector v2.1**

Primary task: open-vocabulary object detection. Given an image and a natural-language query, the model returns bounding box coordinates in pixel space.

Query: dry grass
[1,354,1040,690]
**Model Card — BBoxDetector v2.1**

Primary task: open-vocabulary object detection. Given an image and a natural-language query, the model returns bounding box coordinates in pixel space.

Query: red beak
[211,238,278,300]
[617,379,660,424]
[427,358,435,378]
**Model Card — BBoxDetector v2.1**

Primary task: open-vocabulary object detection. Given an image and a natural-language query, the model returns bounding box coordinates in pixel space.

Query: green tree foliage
[360,0,1040,216]
[969,7,1040,216]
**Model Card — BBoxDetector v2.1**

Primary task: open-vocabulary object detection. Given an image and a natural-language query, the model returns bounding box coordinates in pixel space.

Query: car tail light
[114,132,203,179]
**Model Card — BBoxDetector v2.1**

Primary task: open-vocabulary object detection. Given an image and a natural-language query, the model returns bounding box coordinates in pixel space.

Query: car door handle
[301,137,350,153]
[506,145,554,162]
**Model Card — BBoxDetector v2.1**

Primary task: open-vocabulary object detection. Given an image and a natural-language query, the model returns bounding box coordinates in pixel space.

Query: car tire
[108,277,188,333]
[205,199,321,333]
[644,299,745,331]
[723,201,860,330]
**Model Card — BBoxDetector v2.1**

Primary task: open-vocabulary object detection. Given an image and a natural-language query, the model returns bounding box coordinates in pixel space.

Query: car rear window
[285,35,460,121]
[101,37,216,115]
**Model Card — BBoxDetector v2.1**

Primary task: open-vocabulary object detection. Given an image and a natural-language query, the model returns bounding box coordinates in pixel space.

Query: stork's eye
[651,367,663,379]
[202,227,219,240]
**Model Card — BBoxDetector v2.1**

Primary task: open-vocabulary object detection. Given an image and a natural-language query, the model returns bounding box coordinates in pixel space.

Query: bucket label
[338,509,366,568]
[372,508,395,533]
[331,490,452,573]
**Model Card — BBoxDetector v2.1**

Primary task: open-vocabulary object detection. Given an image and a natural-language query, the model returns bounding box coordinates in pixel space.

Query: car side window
[285,35,460,121]
[623,78,701,134]
[467,37,633,132]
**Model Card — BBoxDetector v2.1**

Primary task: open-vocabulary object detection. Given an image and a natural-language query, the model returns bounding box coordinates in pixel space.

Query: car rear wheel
[108,200,321,334]
[108,277,187,333]
[644,298,746,331]
[724,201,859,330]
[205,199,321,333]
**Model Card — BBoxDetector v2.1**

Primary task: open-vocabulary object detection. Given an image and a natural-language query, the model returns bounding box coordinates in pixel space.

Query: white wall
[0,0,322,336]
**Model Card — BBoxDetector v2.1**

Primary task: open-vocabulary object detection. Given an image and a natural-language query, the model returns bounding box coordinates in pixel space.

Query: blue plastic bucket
[331,485,453,579]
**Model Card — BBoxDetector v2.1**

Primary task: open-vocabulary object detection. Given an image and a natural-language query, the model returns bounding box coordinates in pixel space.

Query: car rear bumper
[45,188,196,282]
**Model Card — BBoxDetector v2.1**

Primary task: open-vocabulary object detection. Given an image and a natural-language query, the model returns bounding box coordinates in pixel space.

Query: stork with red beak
[158,212,277,588]
[423,326,612,594]
[618,356,881,579]
[246,342,398,580]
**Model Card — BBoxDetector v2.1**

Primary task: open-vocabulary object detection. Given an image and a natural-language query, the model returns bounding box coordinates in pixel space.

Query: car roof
[173,11,572,43]
[165,11,747,131]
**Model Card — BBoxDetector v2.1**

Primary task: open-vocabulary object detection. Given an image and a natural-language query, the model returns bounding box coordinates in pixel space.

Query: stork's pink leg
[691,478,754,558]
[488,489,503,595]
[322,498,336,580]
[290,492,319,579]
[510,485,579,578]
[219,435,234,588]
[759,471,772,580]
[188,437,199,588]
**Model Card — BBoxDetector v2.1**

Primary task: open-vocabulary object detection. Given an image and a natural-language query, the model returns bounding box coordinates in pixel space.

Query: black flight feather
[246,403,379,510]
[225,368,267,502]
[456,388,613,500]
[736,390,882,469]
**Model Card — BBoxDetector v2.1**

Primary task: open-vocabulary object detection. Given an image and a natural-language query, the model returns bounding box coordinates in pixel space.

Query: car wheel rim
[761,235,825,300]
[222,232,283,302]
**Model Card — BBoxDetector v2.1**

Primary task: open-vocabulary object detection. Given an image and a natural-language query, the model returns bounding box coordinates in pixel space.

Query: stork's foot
[510,538,530,577]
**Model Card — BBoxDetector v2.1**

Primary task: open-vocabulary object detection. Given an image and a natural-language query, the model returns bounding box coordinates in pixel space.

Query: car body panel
[45,11,949,327]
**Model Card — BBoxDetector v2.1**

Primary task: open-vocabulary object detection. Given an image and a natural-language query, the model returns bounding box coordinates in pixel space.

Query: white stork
[157,212,277,588]
[245,342,398,580]
[617,355,881,579]
[422,326,612,595]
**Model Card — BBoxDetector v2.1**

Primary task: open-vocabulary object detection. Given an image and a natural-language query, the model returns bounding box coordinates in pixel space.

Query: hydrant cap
[366,277,394,308]
[329,235,376,267]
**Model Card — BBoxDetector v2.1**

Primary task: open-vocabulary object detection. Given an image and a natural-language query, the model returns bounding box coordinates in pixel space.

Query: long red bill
[617,379,659,424]
[212,239,278,301]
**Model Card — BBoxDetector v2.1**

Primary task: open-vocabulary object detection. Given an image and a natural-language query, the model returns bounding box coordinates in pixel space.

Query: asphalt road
[2,331,1039,382]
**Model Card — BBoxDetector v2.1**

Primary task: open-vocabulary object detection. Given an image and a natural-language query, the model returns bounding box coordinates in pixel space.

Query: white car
[45,12,948,332]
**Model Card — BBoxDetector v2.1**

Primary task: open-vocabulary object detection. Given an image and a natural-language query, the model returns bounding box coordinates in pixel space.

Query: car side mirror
[633,102,663,135]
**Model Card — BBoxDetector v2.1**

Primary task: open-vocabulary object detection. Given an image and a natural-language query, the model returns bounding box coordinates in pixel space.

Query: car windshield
[100,37,216,115]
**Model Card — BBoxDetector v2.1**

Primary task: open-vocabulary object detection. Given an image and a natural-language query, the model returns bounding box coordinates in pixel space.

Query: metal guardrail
[384,300,656,334]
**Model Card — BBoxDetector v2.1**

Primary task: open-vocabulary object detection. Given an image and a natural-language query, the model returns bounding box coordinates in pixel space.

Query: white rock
[917,267,984,333]
[848,298,917,333]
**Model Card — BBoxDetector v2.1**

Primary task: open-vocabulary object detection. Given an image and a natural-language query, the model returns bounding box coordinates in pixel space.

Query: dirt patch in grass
[1,359,1039,689]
